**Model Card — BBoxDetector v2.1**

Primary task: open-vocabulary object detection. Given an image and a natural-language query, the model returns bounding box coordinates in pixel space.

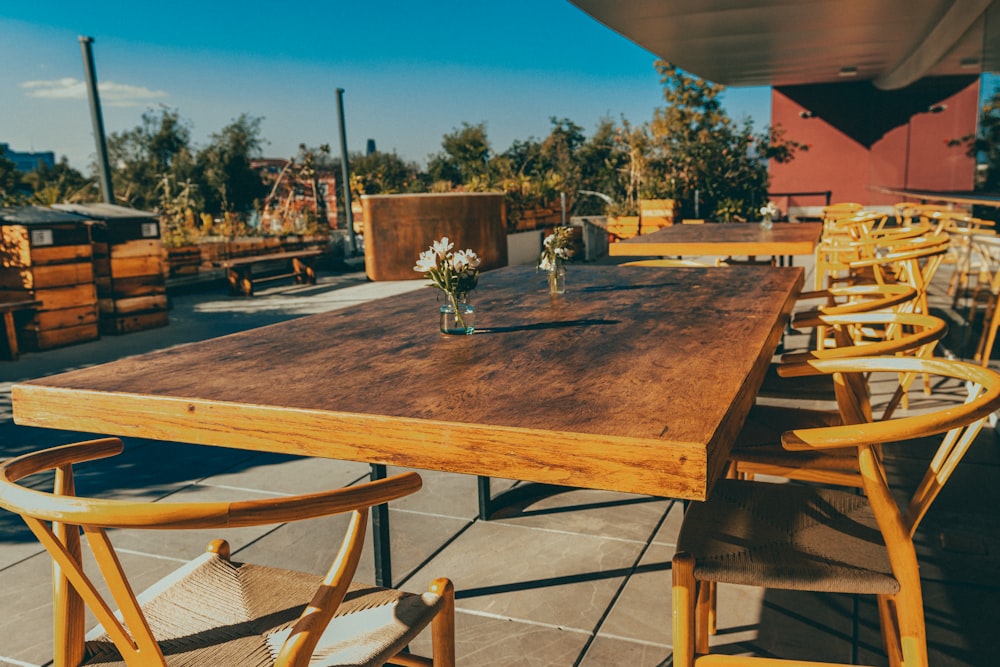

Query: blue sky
[0,1,773,172]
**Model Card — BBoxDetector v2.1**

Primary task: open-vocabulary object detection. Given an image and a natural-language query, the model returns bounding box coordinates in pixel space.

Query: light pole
[79,36,114,204]
[335,88,357,255]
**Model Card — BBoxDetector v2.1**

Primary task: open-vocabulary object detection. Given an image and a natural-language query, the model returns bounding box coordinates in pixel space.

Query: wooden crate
[639,199,677,232]
[0,206,100,351]
[55,203,169,335]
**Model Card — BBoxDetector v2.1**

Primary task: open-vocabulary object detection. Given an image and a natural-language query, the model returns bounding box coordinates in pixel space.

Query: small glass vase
[440,298,475,335]
[760,214,774,231]
[547,266,567,294]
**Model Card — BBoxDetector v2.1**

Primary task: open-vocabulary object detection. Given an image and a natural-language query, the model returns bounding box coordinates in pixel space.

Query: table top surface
[13,264,803,500]
[608,221,823,257]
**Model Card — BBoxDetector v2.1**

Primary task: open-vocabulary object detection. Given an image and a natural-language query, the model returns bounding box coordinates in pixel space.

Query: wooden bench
[214,249,322,296]
[0,299,41,361]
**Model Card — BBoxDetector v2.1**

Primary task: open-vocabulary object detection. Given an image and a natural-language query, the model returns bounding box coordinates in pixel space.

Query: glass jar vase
[547,266,567,294]
[440,299,475,335]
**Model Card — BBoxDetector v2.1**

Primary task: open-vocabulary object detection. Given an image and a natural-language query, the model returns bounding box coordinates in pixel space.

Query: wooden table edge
[11,384,713,501]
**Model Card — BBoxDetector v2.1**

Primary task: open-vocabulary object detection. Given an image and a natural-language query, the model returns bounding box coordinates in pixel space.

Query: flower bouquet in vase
[538,226,575,294]
[414,237,480,334]
[759,201,781,230]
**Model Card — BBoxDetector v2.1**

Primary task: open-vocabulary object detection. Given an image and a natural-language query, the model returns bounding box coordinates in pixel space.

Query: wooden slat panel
[28,263,93,289]
[109,239,162,259]
[0,268,32,290]
[24,305,98,330]
[109,256,163,279]
[108,295,168,315]
[5,283,98,312]
[31,245,93,266]
[0,225,31,267]
[20,323,99,350]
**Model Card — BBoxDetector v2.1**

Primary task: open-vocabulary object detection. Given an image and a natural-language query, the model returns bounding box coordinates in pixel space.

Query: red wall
[769,77,980,211]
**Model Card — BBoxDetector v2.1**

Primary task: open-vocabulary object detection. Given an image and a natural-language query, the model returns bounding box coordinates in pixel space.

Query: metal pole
[79,36,114,204]
[336,88,357,255]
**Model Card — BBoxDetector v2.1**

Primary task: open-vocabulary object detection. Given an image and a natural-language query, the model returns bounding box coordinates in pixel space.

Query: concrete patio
[1,249,998,666]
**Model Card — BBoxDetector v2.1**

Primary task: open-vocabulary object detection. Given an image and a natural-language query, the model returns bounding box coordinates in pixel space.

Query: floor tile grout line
[572,498,680,666]
[454,608,595,635]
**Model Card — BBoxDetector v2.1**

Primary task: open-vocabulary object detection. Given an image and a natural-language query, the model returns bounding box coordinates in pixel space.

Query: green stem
[449,291,467,330]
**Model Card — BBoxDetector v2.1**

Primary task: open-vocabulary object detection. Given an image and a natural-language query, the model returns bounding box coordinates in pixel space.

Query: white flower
[413,249,438,273]
[431,237,453,258]
[538,256,554,271]
[457,249,481,270]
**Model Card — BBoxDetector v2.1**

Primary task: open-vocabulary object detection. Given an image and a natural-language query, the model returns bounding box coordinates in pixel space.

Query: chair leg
[706,581,718,636]
[877,595,904,667]
[694,576,712,653]
[430,578,456,667]
[672,552,697,666]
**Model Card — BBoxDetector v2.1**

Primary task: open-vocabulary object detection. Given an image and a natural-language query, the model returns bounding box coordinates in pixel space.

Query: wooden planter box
[0,206,99,351]
[361,193,508,281]
[56,203,169,335]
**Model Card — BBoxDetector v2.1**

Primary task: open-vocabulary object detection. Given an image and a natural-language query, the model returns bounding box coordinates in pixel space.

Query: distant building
[1,143,56,172]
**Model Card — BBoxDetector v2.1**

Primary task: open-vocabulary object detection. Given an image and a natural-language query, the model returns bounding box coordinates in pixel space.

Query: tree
[574,118,628,215]
[647,62,806,221]
[350,150,423,195]
[0,155,25,205]
[22,158,97,206]
[196,114,268,216]
[953,84,1000,220]
[427,122,491,186]
[106,106,197,211]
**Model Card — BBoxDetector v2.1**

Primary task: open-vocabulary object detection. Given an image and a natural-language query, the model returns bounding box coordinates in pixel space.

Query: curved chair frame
[0,438,455,667]
[729,312,948,487]
[674,356,1000,667]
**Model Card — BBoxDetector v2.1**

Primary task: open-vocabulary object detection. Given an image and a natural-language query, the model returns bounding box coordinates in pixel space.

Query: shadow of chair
[0,438,455,666]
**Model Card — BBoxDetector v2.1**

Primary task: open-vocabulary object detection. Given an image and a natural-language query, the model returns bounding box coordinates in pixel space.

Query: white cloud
[19,77,168,107]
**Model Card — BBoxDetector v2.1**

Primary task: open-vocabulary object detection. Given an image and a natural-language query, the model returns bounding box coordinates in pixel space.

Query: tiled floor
[1,249,998,666]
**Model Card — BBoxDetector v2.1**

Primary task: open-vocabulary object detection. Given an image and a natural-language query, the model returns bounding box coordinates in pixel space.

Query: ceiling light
[960,57,980,69]
[838,67,858,77]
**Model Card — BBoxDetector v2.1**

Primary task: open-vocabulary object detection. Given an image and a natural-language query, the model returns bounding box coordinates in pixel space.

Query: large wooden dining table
[608,221,823,260]
[13,264,801,499]
[12,264,802,580]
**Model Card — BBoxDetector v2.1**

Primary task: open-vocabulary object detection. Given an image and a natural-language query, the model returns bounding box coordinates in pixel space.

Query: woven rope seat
[677,478,898,595]
[82,555,444,666]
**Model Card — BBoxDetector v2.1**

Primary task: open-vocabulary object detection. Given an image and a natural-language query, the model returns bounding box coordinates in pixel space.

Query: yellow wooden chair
[0,438,455,667]
[792,283,918,353]
[730,311,948,488]
[673,356,1000,667]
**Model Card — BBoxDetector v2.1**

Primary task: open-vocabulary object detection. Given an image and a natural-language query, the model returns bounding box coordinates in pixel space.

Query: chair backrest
[784,311,948,420]
[780,357,1000,538]
[783,311,946,362]
[796,283,918,317]
[0,438,423,666]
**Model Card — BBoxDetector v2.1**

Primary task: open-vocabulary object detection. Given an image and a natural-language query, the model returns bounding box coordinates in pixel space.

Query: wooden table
[13,264,801,581]
[1,298,41,361]
[608,222,823,261]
